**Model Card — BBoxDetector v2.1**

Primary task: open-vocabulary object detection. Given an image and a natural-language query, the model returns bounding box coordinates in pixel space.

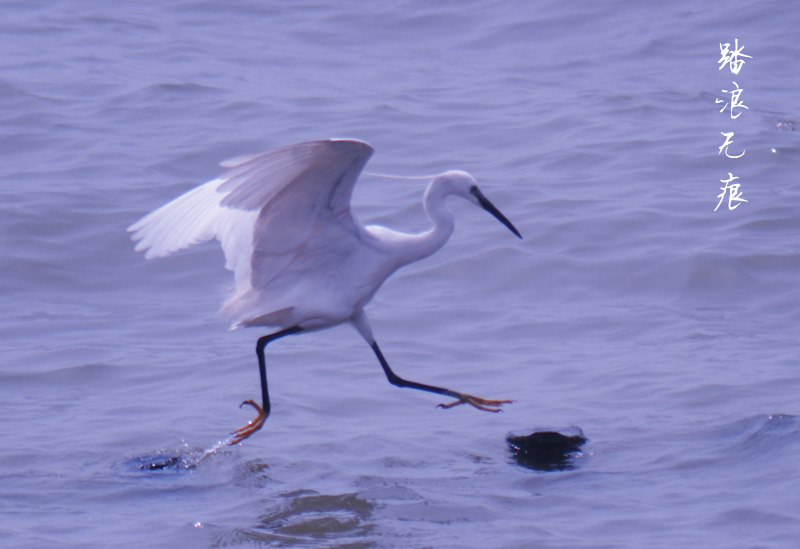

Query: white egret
[128,139,521,444]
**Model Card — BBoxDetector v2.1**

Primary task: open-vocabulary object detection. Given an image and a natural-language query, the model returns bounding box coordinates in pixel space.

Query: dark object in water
[127,453,197,473]
[507,429,587,471]
[140,456,183,471]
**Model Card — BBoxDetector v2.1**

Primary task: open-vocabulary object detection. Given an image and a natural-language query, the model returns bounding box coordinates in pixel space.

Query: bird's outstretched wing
[128,139,374,297]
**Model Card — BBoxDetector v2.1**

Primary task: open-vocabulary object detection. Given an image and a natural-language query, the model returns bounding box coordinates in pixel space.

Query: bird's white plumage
[129,138,519,337]
[129,139,377,329]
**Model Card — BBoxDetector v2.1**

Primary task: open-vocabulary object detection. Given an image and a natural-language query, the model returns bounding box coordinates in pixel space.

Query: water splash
[125,437,232,474]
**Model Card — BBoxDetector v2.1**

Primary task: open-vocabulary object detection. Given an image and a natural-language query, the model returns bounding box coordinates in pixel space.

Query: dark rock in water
[507,429,587,471]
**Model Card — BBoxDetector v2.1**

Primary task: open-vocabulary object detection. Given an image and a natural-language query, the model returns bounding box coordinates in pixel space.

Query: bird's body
[129,139,521,444]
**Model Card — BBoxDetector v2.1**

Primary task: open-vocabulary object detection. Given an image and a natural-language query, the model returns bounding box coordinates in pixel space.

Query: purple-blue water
[2,1,799,547]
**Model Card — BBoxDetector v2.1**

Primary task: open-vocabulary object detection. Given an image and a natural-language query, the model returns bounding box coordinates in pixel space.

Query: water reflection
[213,490,375,547]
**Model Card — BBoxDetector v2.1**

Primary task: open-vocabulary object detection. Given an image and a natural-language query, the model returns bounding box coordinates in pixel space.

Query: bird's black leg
[230,325,302,445]
[370,341,513,413]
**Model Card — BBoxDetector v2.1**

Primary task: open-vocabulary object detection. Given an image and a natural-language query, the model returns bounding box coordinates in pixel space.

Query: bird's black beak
[470,186,522,239]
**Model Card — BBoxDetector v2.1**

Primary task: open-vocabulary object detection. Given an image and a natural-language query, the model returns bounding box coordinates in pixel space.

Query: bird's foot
[229,400,266,445]
[436,393,514,413]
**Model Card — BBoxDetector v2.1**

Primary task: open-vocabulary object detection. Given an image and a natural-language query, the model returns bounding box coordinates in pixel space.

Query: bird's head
[434,170,522,239]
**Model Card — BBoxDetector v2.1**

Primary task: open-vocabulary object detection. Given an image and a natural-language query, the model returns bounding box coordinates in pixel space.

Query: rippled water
[2,1,799,547]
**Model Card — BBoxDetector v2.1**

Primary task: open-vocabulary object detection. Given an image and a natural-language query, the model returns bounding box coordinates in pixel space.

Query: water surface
[2,1,799,547]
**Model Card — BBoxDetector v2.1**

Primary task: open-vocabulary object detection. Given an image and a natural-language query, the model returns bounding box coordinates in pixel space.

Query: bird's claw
[229,399,266,445]
[436,394,514,413]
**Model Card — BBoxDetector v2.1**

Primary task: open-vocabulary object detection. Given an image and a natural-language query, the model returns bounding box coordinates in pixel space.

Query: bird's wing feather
[244,140,375,289]
[127,177,232,260]
[128,139,375,298]
[219,139,373,214]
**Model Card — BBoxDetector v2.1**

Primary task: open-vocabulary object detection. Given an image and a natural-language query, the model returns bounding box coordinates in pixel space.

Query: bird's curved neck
[400,177,455,266]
